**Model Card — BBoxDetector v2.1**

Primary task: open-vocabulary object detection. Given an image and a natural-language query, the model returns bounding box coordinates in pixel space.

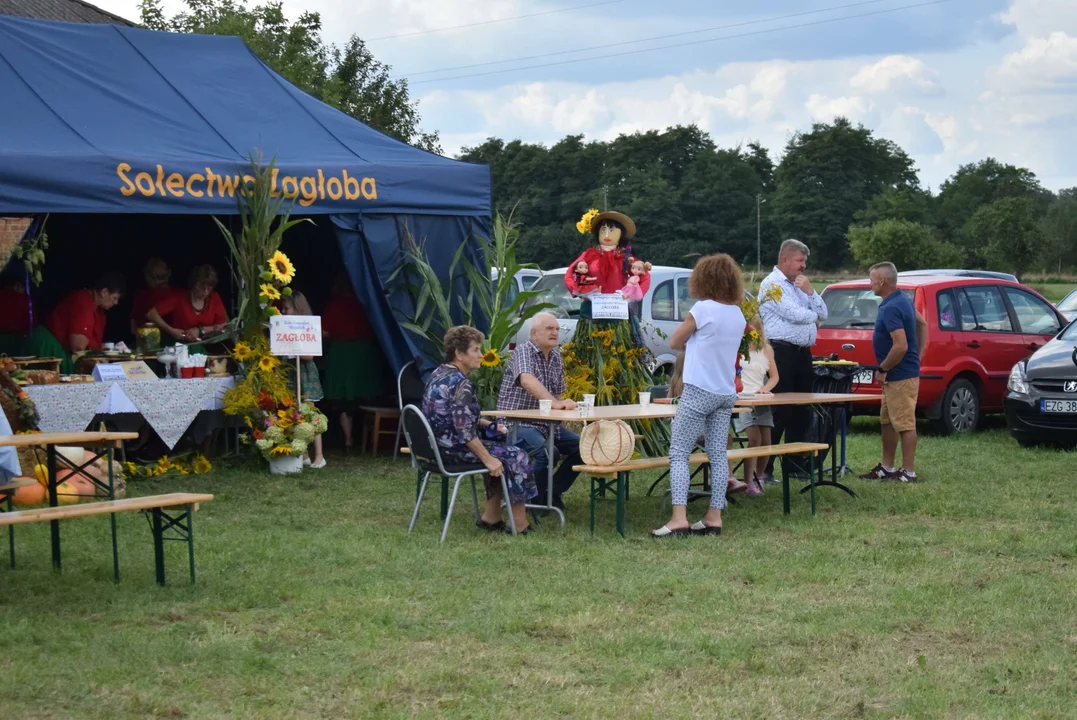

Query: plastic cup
[638,391,651,406]
[538,399,552,414]
[583,394,596,406]
[180,366,194,379]
[193,366,206,378]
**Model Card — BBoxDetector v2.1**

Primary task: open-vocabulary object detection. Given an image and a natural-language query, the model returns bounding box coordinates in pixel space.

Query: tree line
[140,0,1076,279]
[459,121,1076,278]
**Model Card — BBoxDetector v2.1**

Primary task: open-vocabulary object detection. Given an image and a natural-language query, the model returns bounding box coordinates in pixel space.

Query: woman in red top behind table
[23,272,126,374]
[130,257,176,335]
[146,264,229,354]
[0,268,31,357]
[322,271,388,451]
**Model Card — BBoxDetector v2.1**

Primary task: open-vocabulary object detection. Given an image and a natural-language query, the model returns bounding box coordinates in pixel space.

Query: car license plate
[853,369,874,385]
[1041,399,1077,414]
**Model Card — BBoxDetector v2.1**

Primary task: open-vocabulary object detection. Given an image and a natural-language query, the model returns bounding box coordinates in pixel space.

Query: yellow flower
[480,349,501,368]
[576,208,600,235]
[192,455,212,474]
[603,336,612,347]
[260,283,281,301]
[268,251,295,284]
[616,345,626,354]
[259,355,280,372]
[269,445,292,457]
[233,342,253,362]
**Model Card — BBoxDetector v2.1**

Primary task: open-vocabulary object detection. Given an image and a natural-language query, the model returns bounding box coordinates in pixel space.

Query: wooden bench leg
[6,493,14,569]
[108,447,120,583]
[616,471,627,538]
[47,445,62,571]
[147,504,198,586]
[151,508,166,585]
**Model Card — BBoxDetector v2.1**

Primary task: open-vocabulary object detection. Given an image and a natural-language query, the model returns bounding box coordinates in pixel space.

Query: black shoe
[476,519,506,532]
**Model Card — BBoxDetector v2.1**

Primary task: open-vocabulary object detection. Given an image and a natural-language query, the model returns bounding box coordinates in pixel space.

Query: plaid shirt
[497,340,566,435]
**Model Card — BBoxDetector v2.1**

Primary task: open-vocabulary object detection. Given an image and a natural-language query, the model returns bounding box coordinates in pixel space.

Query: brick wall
[0,217,32,268]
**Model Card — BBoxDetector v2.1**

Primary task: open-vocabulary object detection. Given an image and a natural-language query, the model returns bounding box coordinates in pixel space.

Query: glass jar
[136,324,161,355]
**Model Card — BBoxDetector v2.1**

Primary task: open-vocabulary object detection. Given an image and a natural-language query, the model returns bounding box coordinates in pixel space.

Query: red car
[813,276,1069,434]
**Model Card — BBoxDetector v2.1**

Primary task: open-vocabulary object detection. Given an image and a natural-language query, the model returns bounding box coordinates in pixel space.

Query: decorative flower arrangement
[257,250,295,319]
[738,284,783,360]
[124,453,212,479]
[471,345,508,411]
[576,208,600,235]
[222,335,327,460]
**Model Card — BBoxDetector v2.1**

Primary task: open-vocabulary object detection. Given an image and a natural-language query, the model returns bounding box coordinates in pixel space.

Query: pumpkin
[55,446,86,465]
[55,481,81,504]
[33,463,49,488]
[11,479,46,507]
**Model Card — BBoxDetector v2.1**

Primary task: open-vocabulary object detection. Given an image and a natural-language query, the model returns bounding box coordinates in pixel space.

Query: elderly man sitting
[497,312,580,511]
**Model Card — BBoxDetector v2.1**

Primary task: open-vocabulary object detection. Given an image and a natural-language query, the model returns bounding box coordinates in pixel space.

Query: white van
[491,268,543,307]
[510,265,695,377]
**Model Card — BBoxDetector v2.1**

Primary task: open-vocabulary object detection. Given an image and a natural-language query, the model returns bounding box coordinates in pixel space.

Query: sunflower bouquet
[738,284,783,360]
[471,345,508,410]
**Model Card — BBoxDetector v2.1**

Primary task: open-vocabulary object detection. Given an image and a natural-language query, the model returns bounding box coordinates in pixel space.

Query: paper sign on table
[270,315,323,357]
[119,361,156,380]
[589,293,630,320]
[92,363,128,382]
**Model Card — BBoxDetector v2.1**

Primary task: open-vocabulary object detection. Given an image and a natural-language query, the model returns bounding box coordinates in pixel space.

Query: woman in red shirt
[322,272,388,451]
[146,264,229,353]
[129,257,176,335]
[24,272,125,374]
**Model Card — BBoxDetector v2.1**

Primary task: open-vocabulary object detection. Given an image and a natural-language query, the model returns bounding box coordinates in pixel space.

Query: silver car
[510,265,695,376]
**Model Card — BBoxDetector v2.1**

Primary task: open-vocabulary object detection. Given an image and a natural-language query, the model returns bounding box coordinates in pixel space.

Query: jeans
[514,426,582,502]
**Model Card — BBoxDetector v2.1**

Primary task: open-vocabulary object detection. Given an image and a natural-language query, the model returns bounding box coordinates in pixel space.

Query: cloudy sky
[91,0,1075,191]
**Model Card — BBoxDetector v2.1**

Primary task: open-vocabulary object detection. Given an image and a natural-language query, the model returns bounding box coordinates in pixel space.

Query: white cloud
[850,55,939,94]
[999,0,1077,38]
[996,31,1077,90]
[804,94,871,122]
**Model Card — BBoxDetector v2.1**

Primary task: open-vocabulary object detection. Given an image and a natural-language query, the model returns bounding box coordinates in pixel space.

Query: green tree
[935,158,1050,263]
[854,186,937,227]
[1040,193,1077,271]
[139,0,440,152]
[771,117,919,269]
[966,198,1047,280]
[847,219,961,271]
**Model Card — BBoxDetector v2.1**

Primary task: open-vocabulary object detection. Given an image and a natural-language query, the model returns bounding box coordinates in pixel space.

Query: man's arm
[518,373,575,410]
[915,311,929,358]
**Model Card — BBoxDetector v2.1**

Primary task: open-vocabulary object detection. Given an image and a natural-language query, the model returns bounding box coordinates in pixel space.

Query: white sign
[92,363,128,382]
[590,293,630,320]
[270,315,323,357]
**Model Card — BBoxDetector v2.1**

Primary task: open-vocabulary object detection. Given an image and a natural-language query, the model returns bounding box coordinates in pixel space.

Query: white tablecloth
[25,377,235,449]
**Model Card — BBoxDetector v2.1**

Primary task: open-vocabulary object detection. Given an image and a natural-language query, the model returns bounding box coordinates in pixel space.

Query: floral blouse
[422,363,482,452]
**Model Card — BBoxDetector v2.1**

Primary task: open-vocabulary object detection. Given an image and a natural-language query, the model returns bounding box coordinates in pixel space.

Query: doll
[619,258,652,302]
[564,209,648,298]
[573,260,598,293]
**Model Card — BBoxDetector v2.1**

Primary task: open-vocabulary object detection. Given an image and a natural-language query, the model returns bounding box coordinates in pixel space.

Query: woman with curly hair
[422,325,536,534]
[652,253,745,538]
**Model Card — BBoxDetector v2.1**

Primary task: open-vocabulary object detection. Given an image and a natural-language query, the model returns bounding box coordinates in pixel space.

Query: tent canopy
[0,15,489,216]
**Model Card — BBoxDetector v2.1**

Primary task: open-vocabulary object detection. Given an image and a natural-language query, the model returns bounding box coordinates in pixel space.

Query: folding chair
[401,405,519,543]
[393,360,425,460]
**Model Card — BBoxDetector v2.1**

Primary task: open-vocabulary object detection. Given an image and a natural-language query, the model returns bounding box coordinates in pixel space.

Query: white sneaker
[303,457,312,466]
[310,458,327,469]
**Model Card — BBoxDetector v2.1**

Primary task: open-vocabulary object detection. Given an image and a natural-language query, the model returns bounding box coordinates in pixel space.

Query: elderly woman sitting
[422,325,536,534]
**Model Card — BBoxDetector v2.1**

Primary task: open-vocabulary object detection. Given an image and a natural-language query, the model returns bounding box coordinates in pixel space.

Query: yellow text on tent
[116,163,377,206]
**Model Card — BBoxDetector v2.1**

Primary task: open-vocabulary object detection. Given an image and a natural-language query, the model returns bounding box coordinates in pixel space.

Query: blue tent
[0,14,491,372]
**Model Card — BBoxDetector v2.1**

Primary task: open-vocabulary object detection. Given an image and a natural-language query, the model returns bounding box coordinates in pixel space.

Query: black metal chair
[401,405,519,542]
[393,360,425,460]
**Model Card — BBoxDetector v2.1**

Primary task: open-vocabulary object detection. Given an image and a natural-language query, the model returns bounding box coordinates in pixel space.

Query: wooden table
[484,403,749,527]
[0,431,137,576]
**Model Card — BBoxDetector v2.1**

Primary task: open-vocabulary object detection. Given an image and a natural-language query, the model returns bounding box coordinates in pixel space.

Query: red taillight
[913,288,926,318]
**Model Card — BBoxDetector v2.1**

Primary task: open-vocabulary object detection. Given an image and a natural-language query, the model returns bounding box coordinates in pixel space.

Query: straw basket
[579,420,634,466]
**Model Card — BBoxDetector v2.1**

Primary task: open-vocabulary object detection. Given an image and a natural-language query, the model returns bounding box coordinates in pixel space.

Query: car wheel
[937,378,979,435]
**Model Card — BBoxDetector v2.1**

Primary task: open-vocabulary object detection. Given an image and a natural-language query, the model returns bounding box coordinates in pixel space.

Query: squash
[33,463,49,488]
[55,446,86,466]
[11,480,46,507]
[55,480,81,504]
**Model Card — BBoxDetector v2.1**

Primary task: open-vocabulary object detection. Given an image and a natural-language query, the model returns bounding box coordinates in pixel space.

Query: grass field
[2,420,1076,718]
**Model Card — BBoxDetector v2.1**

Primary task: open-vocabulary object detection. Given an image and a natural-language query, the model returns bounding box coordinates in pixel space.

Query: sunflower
[268,251,295,284]
[269,445,292,458]
[192,455,212,474]
[260,283,281,301]
[258,355,280,372]
[232,341,253,362]
[480,348,501,367]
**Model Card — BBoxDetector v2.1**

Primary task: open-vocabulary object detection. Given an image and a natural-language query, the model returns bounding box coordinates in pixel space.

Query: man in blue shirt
[860,262,929,483]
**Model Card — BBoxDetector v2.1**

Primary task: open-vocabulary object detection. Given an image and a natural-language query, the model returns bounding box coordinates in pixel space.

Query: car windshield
[1058,290,1077,314]
[820,288,915,329]
[1062,319,1077,341]
[520,272,582,319]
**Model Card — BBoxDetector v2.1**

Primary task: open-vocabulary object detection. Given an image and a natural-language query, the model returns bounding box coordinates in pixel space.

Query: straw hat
[592,211,636,240]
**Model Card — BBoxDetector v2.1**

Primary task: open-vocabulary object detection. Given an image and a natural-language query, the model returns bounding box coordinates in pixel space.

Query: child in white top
[734,314,779,495]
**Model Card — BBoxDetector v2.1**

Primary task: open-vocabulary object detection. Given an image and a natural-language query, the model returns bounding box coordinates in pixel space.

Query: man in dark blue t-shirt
[859,262,929,483]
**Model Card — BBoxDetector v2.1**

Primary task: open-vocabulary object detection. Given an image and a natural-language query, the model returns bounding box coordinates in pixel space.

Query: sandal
[651,525,693,538]
[690,520,722,536]
[727,478,748,494]
[476,518,506,532]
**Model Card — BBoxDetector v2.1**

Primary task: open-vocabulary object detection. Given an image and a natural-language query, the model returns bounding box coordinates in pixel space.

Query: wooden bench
[0,493,213,585]
[573,442,831,536]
